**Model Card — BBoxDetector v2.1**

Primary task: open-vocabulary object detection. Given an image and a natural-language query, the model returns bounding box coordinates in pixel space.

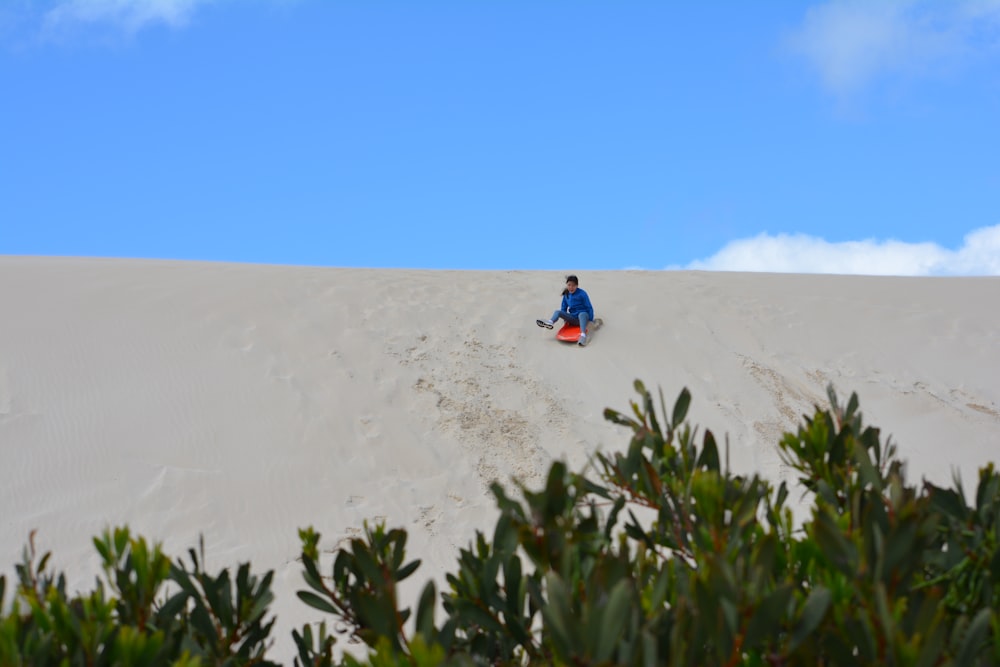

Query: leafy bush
[3,382,999,666]
[1,528,277,667]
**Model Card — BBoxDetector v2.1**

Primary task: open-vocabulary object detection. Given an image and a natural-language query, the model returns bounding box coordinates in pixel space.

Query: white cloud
[43,0,213,34]
[787,0,1000,97]
[680,224,1000,276]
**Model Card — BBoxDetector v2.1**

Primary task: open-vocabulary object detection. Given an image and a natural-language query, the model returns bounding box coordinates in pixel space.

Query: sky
[1,0,999,274]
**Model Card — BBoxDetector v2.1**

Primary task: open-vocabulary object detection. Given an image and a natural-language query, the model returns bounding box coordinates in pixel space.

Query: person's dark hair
[562,274,579,296]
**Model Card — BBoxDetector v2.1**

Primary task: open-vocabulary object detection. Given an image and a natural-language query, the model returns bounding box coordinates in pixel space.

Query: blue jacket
[562,288,594,320]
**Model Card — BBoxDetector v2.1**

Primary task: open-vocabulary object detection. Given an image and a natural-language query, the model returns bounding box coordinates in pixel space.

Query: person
[536,274,595,346]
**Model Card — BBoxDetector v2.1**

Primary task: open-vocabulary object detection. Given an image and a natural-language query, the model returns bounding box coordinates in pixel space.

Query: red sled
[555,318,604,343]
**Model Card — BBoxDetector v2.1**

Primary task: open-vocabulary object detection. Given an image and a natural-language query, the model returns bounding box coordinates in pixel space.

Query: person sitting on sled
[536,274,595,346]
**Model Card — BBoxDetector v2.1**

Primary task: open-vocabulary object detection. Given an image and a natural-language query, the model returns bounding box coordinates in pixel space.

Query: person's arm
[582,291,594,317]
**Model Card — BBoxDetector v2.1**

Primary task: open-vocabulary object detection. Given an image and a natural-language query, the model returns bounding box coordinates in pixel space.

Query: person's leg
[540,310,580,328]
[539,310,569,328]
[577,312,590,345]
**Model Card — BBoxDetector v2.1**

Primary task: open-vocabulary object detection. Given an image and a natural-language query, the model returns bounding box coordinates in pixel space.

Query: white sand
[2,257,998,658]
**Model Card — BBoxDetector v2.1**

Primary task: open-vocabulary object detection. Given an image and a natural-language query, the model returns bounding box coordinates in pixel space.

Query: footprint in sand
[949,388,1000,420]
[416,505,440,534]
[357,415,380,439]
[221,324,257,353]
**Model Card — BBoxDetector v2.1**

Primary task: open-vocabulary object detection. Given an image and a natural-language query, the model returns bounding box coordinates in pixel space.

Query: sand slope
[2,257,998,659]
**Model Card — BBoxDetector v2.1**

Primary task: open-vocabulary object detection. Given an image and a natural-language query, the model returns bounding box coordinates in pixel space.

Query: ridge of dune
[2,256,998,660]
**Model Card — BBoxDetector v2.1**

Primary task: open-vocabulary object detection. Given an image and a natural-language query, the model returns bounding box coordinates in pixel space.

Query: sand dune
[2,257,998,659]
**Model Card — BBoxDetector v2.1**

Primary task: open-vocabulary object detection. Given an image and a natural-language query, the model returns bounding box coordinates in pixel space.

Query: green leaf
[975,467,999,514]
[641,628,658,667]
[114,527,129,556]
[873,583,894,642]
[300,553,326,596]
[928,484,967,521]
[672,388,691,429]
[541,573,574,659]
[744,585,793,649]
[170,565,199,597]
[298,526,321,562]
[812,511,857,575]
[604,408,639,429]
[582,476,613,501]
[297,590,339,615]
[914,611,948,667]
[355,595,397,647]
[159,590,189,620]
[451,599,504,634]
[93,536,111,566]
[882,521,917,577]
[190,602,218,644]
[352,545,385,585]
[604,496,626,540]
[990,547,1000,583]
[697,430,720,472]
[624,511,655,549]
[826,384,840,415]
[247,575,275,625]
[650,567,671,610]
[642,383,661,436]
[390,531,407,572]
[845,391,859,418]
[788,587,831,653]
[854,441,883,491]
[415,582,436,640]
[595,580,631,662]
[955,608,991,667]
[202,571,231,626]
[395,559,420,582]
[503,556,524,618]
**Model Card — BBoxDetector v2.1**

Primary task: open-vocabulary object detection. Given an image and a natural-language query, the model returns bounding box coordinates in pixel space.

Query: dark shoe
[536,319,554,329]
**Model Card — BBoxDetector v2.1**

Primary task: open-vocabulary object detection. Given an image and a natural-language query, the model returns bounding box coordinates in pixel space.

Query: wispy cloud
[43,0,213,35]
[787,0,1000,98]
[678,224,1000,276]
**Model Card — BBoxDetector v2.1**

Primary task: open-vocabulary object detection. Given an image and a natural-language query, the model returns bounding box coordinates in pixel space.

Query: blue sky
[2,1,999,274]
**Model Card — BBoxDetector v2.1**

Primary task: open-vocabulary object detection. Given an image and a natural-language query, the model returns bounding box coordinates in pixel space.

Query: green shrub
[3,382,999,666]
[1,529,277,666]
